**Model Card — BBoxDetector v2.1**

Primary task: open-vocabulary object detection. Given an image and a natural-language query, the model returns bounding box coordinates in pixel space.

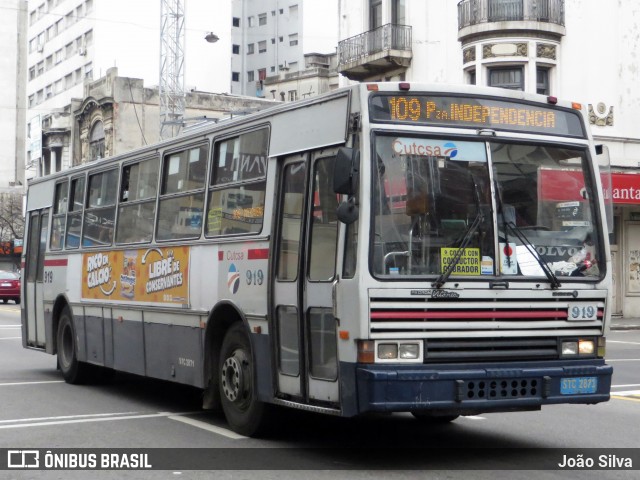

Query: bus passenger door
[272,152,340,405]
[24,210,49,348]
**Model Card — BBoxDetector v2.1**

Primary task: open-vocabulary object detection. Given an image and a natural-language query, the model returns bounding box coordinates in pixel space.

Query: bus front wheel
[57,307,90,384]
[219,323,270,436]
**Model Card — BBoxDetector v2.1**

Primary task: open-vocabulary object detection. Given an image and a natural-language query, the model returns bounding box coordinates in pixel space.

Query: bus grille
[368,289,606,362]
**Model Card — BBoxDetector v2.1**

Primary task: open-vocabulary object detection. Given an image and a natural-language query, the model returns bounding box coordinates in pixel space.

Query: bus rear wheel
[57,307,90,384]
[219,323,270,437]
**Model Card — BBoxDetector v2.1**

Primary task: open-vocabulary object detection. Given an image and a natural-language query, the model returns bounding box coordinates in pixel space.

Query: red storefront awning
[611,172,640,204]
[538,170,640,205]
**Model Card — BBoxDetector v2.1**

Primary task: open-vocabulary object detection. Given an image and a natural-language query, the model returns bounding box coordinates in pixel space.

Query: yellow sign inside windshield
[441,248,481,275]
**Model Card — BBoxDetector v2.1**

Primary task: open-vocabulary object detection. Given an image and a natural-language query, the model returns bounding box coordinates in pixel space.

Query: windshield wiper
[433,176,483,289]
[503,222,562,289]
[493,179,561,289]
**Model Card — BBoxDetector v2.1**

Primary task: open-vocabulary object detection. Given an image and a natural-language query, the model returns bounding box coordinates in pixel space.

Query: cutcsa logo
[443,142,458,158]
[227,264,240,294]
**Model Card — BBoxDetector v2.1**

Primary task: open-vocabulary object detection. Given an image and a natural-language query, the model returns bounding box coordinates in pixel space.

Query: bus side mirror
[333,147,359,196]
[336,197,359,225]
[334,147,360,224]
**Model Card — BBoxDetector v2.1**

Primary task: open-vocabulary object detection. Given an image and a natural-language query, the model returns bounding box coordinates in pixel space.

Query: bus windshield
[371,134,603,281]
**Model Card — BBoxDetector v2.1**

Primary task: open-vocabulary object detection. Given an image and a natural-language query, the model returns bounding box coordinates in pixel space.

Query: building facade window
[232,44,240,54]
[258,13,267,26]
[467,69,476,85]
[537,66,550,95]
[289,34,298,46]
[488,66,524,90]
[232,17,240,27]
[258,40,267,53]
[392,0,406,24]
[370,0,382,29]
[247,71,255,82]
[89,121,105,161]
[247,43,254,54]
[231,72,240,82]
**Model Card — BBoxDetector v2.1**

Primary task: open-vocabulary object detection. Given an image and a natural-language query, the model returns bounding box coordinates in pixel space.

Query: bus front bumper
[351,360,613,415]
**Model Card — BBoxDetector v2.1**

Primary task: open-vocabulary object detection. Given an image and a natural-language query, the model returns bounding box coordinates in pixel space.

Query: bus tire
[219,323,270,437]
[411,412,459,423]
[56,307,90,384]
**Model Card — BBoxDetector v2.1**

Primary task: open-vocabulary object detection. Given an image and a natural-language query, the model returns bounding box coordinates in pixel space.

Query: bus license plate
[560,377,597,395]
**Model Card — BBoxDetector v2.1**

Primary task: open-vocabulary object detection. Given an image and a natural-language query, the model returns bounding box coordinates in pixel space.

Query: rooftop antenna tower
[159,0,185,140]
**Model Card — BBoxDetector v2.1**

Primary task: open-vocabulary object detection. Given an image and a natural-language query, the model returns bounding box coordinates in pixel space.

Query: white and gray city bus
[22,82,613,436]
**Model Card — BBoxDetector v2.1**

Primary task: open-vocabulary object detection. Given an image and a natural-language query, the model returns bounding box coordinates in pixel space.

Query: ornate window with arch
[89,120,105,161]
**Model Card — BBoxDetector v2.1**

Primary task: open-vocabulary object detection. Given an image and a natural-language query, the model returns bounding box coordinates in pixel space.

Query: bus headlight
[373,341,423,363]
[561,339,596,357]
[562,341,578,355]
[378,343,398,360]
[578,339,595,355]
[399,343,420,359]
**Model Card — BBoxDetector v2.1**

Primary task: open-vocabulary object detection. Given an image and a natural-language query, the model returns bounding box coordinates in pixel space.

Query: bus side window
[82,169,118,247]
[206,128,269,237]
[50,180,68,250]
[156,145,207,241]
[65,176,85,249]
[116,158,159,244]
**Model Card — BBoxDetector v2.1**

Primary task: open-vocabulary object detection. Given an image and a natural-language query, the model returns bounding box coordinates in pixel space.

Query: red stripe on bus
[248,248,269,260]
[218,251,224,261]
[370,310,604,320]
[44,259,68,267]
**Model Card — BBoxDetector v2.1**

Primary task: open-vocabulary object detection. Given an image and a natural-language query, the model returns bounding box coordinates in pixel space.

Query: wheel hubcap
[221,354,244,402]
[60,324,73,368]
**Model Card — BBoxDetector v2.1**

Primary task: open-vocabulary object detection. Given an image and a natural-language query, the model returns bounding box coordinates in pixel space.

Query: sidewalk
[610,316,640,330]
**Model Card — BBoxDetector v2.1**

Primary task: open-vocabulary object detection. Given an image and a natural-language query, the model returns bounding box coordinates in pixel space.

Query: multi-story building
[25,0,231,178]
[1,0,28,188]
[231,0,338,99]
[337,0,640,318]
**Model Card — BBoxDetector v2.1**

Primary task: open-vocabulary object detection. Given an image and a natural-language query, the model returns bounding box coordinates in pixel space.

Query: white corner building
[337,0,640,318]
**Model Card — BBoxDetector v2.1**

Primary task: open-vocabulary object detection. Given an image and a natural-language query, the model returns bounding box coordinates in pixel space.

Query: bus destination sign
[369,94,585,137]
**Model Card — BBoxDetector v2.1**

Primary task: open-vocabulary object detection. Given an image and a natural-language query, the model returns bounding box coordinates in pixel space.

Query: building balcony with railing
[338,24,412,81]
[458,0,565,42]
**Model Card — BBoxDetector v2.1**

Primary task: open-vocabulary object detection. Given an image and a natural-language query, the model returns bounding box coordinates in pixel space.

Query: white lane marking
[0,412,140,424]
[0,325,21,328]
[606,359,640,362]
[461,415,486,421]
[612,384,640,388]
[168,415,247,440]
[0,411,200,430]
[610,390,640,397]
[608,340,640,346]
[0,381,65,387]
[0,337,21,340]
